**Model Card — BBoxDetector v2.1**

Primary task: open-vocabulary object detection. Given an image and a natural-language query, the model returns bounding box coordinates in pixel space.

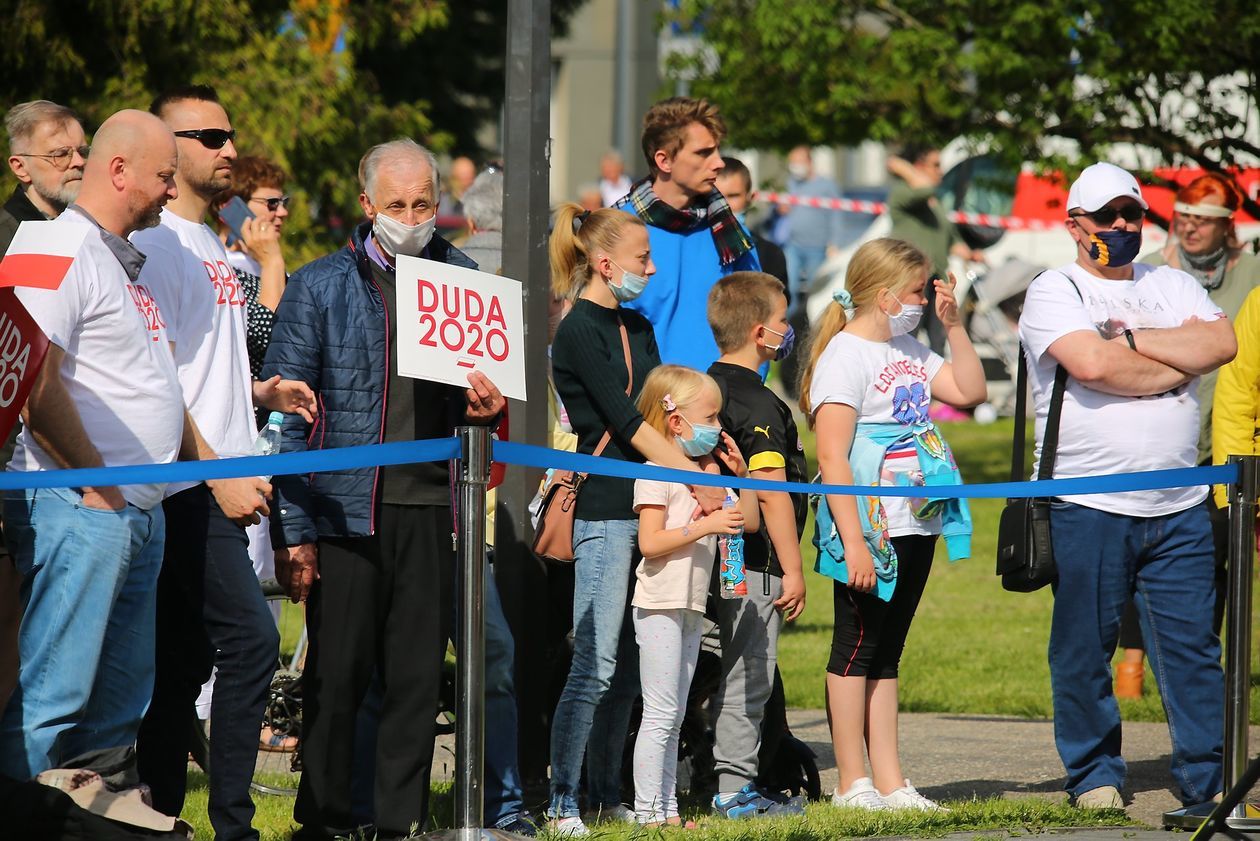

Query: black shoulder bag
[996,273,1081,592]
[995,353,1067,591]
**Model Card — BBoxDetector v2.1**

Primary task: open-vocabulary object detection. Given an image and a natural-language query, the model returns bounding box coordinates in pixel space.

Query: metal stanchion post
[1165,454,1260,831]
[425,426,528,841]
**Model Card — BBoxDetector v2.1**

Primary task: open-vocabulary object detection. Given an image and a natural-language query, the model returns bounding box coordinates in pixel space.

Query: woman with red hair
[1115,173,1260,699]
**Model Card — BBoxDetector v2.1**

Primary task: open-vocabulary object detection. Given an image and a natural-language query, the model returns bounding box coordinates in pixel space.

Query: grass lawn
[182,773,1130,841]
[781,417,1251,723]
[181,415,1235,837]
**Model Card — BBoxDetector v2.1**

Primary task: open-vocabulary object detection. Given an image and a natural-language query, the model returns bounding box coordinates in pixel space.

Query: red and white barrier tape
[753,191,1062,231]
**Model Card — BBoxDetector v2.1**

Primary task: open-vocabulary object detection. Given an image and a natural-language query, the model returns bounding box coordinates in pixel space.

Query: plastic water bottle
[254,411,284,481]
[718,492,747,599]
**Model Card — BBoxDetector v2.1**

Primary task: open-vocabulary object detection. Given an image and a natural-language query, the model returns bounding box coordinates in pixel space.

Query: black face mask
[1086,229,1142,267]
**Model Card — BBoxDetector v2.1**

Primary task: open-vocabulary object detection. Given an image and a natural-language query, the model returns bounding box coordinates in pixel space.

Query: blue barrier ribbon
[0,434,1238,500]
[492,440,1238,500]
[0,438,461,491]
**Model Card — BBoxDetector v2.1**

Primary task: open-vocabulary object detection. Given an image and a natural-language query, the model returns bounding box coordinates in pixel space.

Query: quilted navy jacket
[261,222,476,545]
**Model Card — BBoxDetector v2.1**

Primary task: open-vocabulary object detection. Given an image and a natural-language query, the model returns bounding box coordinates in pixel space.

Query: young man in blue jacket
[616,97,760,372]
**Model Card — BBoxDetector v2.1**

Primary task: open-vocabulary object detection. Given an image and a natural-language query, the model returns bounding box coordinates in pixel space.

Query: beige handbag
[531,320,631,563]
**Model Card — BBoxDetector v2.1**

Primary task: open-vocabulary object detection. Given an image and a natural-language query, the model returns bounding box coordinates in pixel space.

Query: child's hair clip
[661,393,677,412]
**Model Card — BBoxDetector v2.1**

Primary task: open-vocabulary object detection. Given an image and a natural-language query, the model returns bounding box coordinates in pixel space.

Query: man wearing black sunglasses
[132,85,317,841]
[1018,161,1235,813]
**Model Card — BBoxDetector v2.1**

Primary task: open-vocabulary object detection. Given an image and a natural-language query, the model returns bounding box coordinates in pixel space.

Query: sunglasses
[15,145,90,170]
[1071,205,1145,226]
[249,195,291,212]
[173,128,236,149]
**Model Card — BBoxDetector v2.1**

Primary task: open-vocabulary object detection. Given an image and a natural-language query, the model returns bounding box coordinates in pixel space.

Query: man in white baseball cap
[1017,161,1235,811]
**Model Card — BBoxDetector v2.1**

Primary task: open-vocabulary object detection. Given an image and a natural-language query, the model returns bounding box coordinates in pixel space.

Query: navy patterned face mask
[1087,229,1142,267]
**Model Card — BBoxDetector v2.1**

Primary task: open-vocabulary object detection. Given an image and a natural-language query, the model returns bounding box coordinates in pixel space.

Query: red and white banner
[0,220,88,442]
[0,290,49,443]
[0,221,90,290]
[753,191,1061,231]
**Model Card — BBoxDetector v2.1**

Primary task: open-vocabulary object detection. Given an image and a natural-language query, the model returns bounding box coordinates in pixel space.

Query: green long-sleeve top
[551,298,661,520]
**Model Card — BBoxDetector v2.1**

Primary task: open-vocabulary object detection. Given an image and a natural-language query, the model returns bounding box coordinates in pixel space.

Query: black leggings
[827,534,937,679]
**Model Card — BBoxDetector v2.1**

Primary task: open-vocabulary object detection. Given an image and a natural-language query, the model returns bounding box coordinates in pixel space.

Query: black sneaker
[496,813,539,837]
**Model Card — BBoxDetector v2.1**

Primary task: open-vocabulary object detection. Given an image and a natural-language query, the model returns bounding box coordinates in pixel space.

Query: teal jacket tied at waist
[812,421,972,602]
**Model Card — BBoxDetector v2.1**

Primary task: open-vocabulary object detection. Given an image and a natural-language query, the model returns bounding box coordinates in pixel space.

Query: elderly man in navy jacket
[262,139,515,841]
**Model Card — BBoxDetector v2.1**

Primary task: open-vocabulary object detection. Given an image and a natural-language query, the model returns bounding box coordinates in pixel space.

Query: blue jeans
[1049,500,1223,804]
[784,244,827,319]
[350,557,524,827]
[548,518,640,818]
[482,559,526,826]
[0,486,164,779]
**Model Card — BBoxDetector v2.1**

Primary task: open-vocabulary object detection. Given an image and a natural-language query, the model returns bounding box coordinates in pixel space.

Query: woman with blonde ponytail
[801,238,986,812]
[545,203,727,834]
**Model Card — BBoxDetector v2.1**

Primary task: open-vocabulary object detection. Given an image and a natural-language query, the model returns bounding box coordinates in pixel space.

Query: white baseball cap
[1066,162,1149,213]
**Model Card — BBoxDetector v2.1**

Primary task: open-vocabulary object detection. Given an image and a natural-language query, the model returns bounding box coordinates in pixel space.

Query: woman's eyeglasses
[173,128,236,149]
[1070,205,1146,226]
[249,195,292,212]
[15,145,90,170]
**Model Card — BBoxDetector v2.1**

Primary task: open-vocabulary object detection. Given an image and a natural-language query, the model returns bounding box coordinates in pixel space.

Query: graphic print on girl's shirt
[808,331,944,537]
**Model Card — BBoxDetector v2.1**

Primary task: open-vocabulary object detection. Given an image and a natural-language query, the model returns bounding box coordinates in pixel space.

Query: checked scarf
[621,177,753,266]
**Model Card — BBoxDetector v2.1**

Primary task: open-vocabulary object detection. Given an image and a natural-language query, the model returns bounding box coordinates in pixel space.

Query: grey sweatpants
[710,570,783,793]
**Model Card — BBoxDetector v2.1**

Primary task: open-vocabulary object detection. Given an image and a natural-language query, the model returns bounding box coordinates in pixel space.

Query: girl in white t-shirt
[799,238,987,812]
[630,365,759,826]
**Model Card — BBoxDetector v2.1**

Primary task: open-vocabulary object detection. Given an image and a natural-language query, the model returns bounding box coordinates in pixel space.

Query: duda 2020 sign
[395,256,526,401]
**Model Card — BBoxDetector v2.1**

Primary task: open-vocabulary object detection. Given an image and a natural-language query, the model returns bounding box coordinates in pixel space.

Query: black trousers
[294,504,454,839]
[137,485,279,841]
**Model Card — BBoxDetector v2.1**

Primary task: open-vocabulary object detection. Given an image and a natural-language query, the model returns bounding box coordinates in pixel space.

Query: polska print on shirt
[1082,287,1225,398]
[127,283,167,343]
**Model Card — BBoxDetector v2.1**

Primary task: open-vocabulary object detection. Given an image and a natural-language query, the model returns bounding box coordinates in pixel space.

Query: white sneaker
[550,815,590,836]
[583,804,634,824]
[882,779,948,812]
[1075,785,1123,809]
[831,777,889,810]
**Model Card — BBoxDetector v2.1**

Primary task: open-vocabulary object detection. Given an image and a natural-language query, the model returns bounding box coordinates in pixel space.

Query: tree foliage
[668,0,1260,211]
[0,0,584,261]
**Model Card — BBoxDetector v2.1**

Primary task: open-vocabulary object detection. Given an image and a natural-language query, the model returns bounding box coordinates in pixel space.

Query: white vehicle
[806,155,1260,413]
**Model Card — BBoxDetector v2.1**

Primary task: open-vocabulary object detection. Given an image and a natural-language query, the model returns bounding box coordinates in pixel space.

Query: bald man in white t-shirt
[1,110,187,781]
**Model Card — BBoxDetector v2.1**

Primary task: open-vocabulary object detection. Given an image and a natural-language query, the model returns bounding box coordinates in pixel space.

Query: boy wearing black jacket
[706,272,809,818]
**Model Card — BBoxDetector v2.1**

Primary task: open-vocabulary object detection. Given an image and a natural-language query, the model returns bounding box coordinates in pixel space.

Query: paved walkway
[787,709,1258,829]
[432,710,1256,833]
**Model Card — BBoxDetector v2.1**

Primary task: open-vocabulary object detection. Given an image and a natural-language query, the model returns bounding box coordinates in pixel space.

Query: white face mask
[884,298,923,337]
[787,162,810,180]
[372,208,436,259]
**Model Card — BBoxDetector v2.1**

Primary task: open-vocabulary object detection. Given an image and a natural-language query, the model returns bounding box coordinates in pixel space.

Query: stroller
[962,257,1046,415]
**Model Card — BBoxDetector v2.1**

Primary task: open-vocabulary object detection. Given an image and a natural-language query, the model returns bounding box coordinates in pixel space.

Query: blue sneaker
[754,785,807,814]
[712,783,802,819]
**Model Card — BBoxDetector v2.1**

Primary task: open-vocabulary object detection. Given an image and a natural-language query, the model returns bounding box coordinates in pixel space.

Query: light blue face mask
[678,414,721,457]
[608,259,649,303]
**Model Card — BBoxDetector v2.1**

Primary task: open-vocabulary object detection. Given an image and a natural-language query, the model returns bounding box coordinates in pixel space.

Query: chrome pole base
[424,829,534,841]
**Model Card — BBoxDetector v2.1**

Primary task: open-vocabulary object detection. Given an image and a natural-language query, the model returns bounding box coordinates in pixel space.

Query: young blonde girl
[799,238,986,811]
[631,365,759,826]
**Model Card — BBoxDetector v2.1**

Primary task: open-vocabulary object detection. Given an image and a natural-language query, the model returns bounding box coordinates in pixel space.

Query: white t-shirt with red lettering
[1018,262,1225,517]
[132,209,256,495]
[9,208,184,509]
[808,331,945,536]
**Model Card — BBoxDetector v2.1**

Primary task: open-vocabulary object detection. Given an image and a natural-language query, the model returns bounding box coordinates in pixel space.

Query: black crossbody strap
[1013,271,1084,484]
[1037,364,1069,481]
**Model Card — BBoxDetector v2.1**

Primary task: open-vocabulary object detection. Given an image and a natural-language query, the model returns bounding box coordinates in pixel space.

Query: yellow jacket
[1212,285,1260,508]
